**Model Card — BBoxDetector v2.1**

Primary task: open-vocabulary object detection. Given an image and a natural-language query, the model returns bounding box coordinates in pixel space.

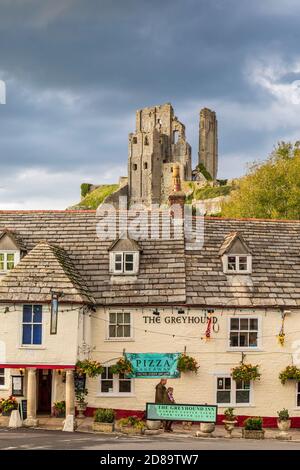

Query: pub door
[37,369,52,414]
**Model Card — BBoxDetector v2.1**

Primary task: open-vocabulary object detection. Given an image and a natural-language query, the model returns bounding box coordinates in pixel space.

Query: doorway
[37,369,52,414]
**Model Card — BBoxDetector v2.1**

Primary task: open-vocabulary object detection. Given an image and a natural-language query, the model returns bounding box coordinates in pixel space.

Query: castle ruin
[198,108,218,180]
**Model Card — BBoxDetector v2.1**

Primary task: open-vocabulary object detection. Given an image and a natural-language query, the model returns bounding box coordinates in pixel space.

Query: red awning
[0,364,75,369]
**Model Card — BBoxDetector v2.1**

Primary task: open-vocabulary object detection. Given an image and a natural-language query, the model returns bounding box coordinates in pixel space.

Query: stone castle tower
[128,103,192,207]
[198,108,218,180]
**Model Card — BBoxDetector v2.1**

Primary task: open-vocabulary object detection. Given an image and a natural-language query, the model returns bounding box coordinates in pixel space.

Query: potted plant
[242,417,265,439]
[75,388,88,419]
[279,365,300,384]
[276,408,292,440]
[76,359,104,378]
[118,415,146,435]
[222,407,238,438]
[52,400,66,418]
[0,396,18,416]
[231,363,261,382]
[177,354,199,373]
[93,408,115,433]
[110,357,133,376]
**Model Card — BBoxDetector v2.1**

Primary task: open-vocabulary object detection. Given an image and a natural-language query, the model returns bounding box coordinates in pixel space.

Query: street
[0,428,300,450]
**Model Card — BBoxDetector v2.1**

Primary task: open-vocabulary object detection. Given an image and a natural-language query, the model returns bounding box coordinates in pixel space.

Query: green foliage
[80,183,92,198]
[75,184,119,209]
[224,407,236,421]
[279,365,300,384]
[231,363,261,382]
[53,400,66,417]
[110,358,133,375]
[177,354,199,373]
[197,163,213,181]
[222,141,300,219]
[75,387,88,404]
[277,408,290,421]
[76,359,104,378]
[194,184,232,200]
[244,417,263,431]
[94,408,115,423]
[119,416,145,429]
[0,396,18,414]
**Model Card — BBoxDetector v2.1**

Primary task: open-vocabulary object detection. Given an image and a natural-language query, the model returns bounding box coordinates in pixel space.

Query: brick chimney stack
[168,164,186,214]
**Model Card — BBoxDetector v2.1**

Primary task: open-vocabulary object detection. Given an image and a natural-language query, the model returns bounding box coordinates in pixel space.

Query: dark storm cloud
[0,0,300,208]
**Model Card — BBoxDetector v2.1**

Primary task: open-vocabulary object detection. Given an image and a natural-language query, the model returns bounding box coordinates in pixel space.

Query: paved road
[0,428,300,450]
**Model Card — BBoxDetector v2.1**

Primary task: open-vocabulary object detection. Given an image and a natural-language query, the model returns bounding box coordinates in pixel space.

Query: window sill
[18,346,46,350]
[226,348,263,352]
[96,393,136,398]
[0,387,9,391]
[217,404,255,408]
[105,338,135,342]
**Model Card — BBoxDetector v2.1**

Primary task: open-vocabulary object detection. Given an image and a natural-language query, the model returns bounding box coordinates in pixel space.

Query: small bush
[224,407,236,421]
[244,417,263,431]
[94,408,115,423]
[119,416,145,429]
[277,408,290,421]
[80,183,92,198]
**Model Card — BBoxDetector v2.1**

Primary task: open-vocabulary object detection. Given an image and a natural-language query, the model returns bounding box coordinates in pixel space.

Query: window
[297,383,300,407]
[0,368,5,387]
[143,162,148,169]
[0,252,18,272]
[132,164,137,170]
[229,317,259,348]
[22,305,43,345]
[108,312,131,338]
[216,376,251,405]
[223,255,251,274]
[110,252,138,275]
[144,137,149,145]
[100,366,132,395]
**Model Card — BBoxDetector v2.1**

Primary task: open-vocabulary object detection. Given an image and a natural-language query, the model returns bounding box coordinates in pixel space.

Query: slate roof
[0,240,95,304]
[0,210,300,308]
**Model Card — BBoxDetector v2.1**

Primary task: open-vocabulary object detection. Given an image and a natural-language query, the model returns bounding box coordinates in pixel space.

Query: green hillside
[69,184,118,209]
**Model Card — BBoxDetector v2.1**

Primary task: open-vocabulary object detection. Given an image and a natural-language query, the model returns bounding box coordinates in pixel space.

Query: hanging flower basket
[110,357,133,375]
[177,354,199,373]
[279,365,300,385]
[76,360,104,378]
[231,363,261,382]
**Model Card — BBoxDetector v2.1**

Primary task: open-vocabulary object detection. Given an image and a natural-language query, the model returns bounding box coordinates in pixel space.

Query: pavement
[1,427,300,450]
[1,416,300,450]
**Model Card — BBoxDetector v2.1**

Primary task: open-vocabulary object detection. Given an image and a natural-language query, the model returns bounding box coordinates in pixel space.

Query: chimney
[168,164,186,216]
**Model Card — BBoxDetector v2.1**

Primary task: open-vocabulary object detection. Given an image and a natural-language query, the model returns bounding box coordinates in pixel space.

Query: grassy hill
[69,184,118,210]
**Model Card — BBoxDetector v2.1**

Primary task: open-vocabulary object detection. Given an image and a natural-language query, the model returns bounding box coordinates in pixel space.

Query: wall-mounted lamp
[177,308,185,314]
[207,309,215,314]
[19,368,24,376]
[153,308,160,316]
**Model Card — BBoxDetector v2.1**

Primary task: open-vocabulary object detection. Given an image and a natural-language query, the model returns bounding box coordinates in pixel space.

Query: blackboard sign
[74,373,86,392]
[11,375,24,397]
[19,399,27,421]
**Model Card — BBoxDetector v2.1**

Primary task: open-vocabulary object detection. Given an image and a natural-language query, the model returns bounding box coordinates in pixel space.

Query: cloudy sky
[0,0,300,209]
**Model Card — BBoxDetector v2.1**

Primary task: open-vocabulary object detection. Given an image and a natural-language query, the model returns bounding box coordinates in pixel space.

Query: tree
[221,142,300,220]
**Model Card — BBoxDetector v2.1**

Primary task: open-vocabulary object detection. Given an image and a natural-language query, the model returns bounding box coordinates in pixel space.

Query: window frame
[21,304,43,347]
[109,251,139,275]
[0,250,20,273]
[106,311,133,341]
[215,375,253,407]
[296,382,300,408]
[222,254,252,274]
[0,367,8,390]
[98,365,134,397]
[228,316,261,351]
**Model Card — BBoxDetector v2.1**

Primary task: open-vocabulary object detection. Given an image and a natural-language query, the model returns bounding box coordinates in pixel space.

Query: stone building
[1,211,300,427]
[198,108,218,180]
[128,103,192,207]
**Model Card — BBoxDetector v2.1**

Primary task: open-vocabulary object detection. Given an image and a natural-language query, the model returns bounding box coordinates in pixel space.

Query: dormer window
[0,251,19,272]
[109,235,141,276]
[113,252,136,274]
[225,255,251,274]
[219,232,252,275]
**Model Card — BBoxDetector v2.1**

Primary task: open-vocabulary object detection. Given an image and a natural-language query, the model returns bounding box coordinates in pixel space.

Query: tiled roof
[0,241,95,303]
[0,211,300,307]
